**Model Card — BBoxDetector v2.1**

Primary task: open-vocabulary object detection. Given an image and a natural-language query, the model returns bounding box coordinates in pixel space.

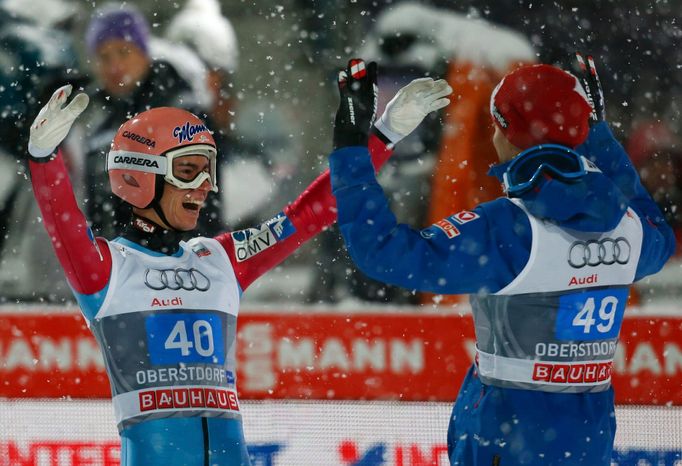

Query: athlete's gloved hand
[375,77,452,146]
[574,52,605,124]
[28,84,89,159]
[333,58,378,150]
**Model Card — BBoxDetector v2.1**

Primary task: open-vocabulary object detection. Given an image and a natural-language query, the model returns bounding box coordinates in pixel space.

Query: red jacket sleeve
[29,151,112,294]
[217,133,393,290]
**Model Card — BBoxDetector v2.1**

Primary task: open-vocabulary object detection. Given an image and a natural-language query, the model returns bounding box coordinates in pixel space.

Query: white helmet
[165,0,238,73]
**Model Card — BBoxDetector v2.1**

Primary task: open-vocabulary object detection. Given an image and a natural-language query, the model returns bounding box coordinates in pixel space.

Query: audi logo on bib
[144,268,211,291]
[568,237,631,269]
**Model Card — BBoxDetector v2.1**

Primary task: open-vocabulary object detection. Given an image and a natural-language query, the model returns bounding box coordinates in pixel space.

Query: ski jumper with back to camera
[329,63,675,465]
[331,123,674,466]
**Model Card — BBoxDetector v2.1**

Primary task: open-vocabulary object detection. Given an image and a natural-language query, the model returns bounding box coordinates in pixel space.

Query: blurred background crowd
[0,0,679,306]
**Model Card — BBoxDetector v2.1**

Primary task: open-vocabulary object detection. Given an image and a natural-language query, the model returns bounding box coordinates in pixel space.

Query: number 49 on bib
[556,288,629,340]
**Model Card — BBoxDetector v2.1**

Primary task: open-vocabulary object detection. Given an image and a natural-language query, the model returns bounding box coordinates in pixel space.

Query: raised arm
[216,59,452,291]
[573,53,675,277]
[28,86,112,300]
[578,122,675,278]
[215,132,391,290]
[574,54,653,204]
[329,144,532,294]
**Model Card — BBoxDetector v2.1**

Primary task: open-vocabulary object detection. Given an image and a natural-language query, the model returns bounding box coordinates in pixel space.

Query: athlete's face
[493,125,521,163]
[159,155,213,231]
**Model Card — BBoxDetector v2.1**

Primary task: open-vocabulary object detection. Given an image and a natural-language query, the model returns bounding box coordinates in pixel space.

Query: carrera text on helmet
[122,130,156,148]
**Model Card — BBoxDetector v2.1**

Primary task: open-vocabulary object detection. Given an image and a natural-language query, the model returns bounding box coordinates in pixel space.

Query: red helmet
[490,64,592,149]
[107,107,218,208]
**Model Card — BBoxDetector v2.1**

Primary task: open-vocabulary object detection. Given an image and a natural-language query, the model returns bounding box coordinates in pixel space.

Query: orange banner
[1,309,681,404]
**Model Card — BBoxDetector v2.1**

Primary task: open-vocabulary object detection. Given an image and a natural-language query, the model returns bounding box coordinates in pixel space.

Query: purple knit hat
[85,5,150,55]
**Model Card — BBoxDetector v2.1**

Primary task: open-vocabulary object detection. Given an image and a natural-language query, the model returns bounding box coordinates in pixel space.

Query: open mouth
[182,200,203,211]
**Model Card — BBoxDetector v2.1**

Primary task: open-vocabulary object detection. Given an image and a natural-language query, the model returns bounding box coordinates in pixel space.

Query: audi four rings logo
[144,268,211,291]
[568,237,631,268]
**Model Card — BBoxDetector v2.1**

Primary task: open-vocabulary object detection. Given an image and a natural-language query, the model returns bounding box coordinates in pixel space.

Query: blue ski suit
[330,122,675,465]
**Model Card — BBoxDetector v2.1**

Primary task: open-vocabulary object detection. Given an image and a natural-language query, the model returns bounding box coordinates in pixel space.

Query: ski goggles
[493,144,598,197]
[165,144,218,192]
[108,144,218,193]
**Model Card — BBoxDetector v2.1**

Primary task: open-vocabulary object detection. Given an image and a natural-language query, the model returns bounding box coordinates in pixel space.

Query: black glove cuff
[333,131,369,151]
[371,126,392,147]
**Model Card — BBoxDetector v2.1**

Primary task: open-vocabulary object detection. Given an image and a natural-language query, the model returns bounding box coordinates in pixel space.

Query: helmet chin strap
[149,177,180,231]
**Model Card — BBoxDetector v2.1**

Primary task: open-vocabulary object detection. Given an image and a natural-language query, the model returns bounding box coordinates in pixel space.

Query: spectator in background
[81,4,212,239]
[0,0,81,156]
[0,0,83,302]
[163,0,242,230]
[164,0,292,232]
[628,121,682,252]
[165,0,285,233]
[165,0,239,138]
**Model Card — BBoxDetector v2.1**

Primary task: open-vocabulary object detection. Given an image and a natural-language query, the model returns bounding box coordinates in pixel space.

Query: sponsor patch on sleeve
[450,210,480,225]
[434,219,460,239]
[231,212,296,262]
[192,243,212,257]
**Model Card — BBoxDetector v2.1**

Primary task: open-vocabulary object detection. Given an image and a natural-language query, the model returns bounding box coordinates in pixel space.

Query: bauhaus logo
[138,387,239,412]
[532,361,612,384]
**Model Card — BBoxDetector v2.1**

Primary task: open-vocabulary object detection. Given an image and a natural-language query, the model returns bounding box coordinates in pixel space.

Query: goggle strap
[107,150,167,175]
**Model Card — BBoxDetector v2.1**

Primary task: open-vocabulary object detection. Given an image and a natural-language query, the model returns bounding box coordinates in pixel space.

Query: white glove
[28,84,89,158]
[375,77,452,145]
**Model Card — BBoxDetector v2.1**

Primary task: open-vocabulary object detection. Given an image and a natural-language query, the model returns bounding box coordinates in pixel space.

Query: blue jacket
[330,122,674,295]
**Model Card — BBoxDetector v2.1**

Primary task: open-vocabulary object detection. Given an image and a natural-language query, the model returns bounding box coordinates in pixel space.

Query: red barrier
[0,441,120,466]
[1,309,681,404]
